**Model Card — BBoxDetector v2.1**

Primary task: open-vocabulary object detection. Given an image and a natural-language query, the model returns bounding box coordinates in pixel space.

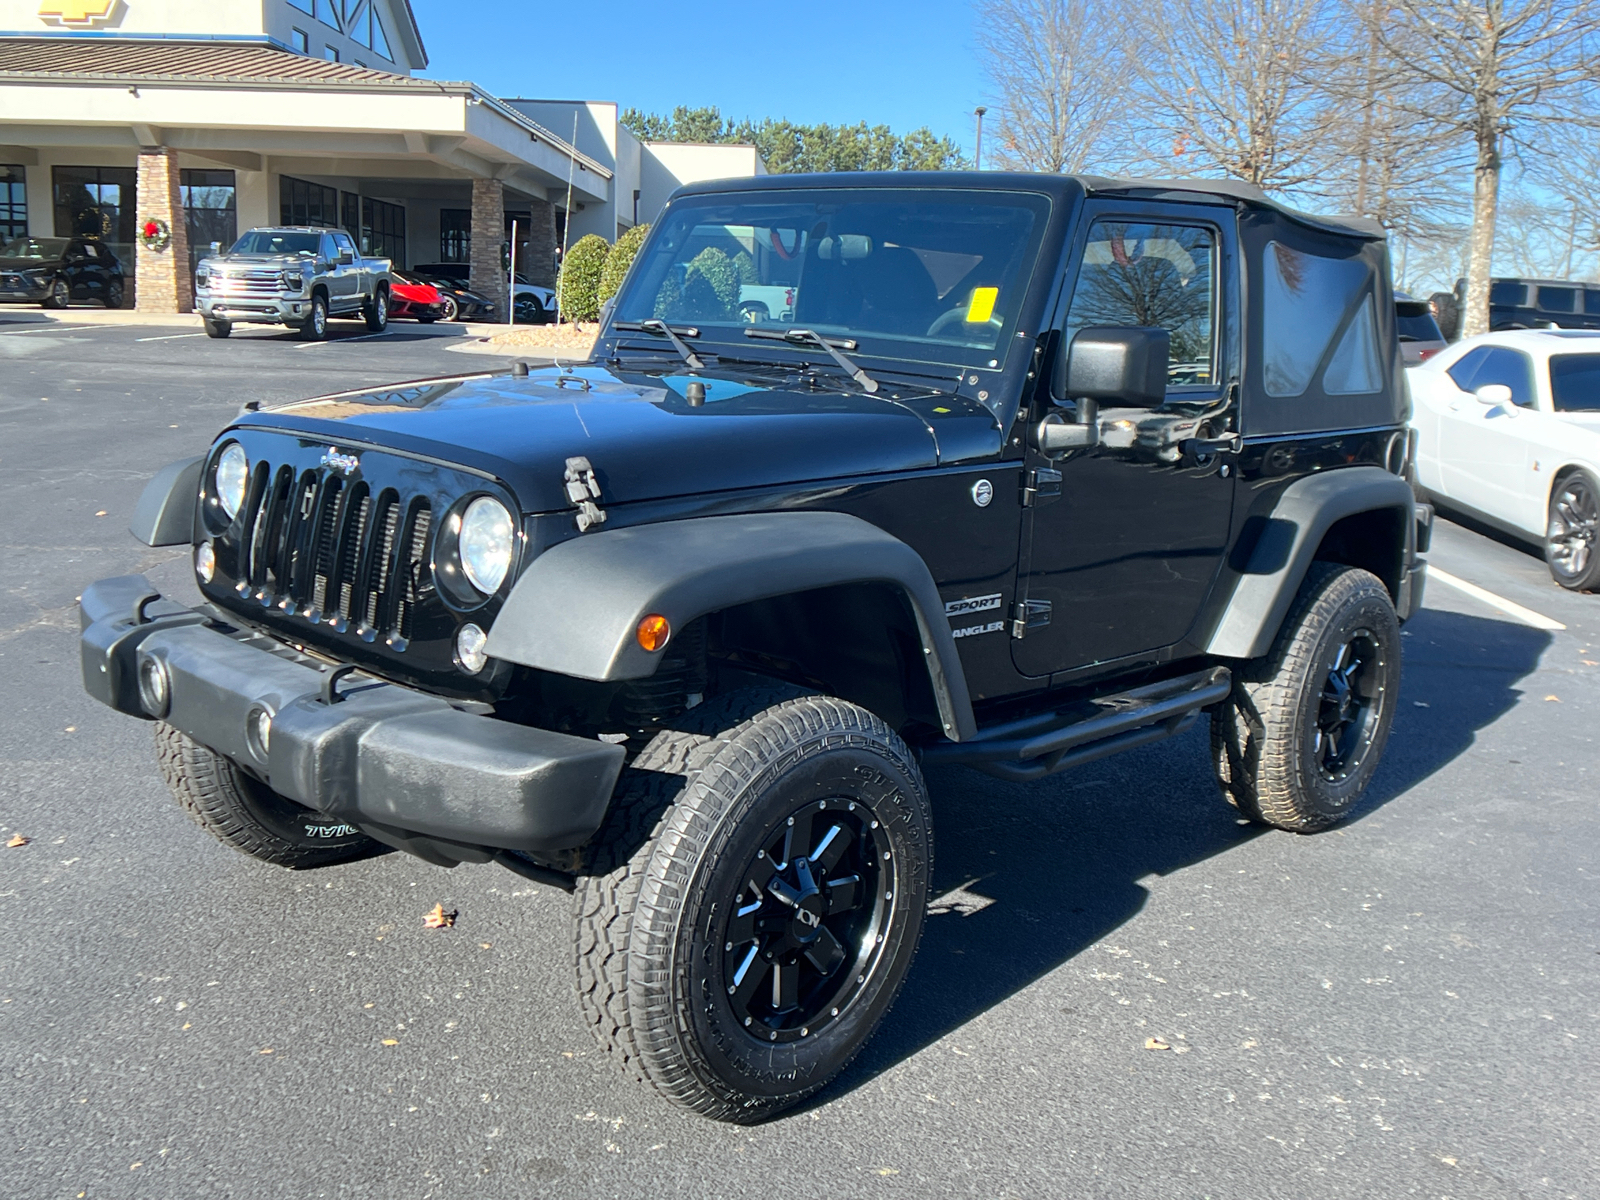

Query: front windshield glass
[610,189,1050,371]
[230,231,321,256]
[1,236,68,260]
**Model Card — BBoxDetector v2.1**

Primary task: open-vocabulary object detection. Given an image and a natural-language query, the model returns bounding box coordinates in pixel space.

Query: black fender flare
[129,455,203,547]
[1205,465,1416,660]
[484,511,978,741]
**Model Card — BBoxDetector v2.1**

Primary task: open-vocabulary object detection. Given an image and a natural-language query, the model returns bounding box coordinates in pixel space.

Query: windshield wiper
[614,319,704,370]
[744,327,880,394]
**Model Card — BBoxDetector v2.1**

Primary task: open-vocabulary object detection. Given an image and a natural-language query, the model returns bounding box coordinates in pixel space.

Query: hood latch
[563,456,607,532]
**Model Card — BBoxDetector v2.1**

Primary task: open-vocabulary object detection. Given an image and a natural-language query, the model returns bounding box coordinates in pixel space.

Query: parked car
[82,172,1425,1123]
[1395,292,1447,365]
[409,271,496,322]
[1489,278,1600,332]
[1409,329,1600,589]
[0,235,124,309]
[513,290,557,324]
[411,262,553,321]
[195,227,391,341]
[387,271,448,323]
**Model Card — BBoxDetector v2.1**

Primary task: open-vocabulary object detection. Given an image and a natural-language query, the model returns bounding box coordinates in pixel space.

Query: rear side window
[1585,290,1600,315]
[1262,242,1380,397]
[1395,303,1442,343]
[1447,346,1536,407]
[1490,281,1527,307]
[1549,354,1600,412]
[1537,286,1576,313]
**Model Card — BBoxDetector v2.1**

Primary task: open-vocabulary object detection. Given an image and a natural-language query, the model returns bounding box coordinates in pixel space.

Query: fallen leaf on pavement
[6,835,28,848]
[1144,1037,1171,1050]
[423,904,456,929]
[258,1047,273,1055]
[1581,660,1597,667]
[1544,695,1561,702]
[381,1039,399,1046]
[1172,1045,1192,1054]
[94,510,107,517]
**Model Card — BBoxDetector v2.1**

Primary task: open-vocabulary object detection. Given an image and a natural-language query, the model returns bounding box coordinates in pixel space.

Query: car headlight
[280,271,303,291]
[458,496,514,594]
[195,272,209,288]
[215,442,249,521]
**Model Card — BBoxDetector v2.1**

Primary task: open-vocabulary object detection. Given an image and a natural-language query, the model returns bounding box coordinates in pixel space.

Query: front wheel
[1211,563,1401,832]
[154,724,383,867]
[573,691,932,1121]
[202,316,231,338]
[363,287,388,332]
[1545,470,1600,591]
[299,292,328,340]
[41,277,69,309]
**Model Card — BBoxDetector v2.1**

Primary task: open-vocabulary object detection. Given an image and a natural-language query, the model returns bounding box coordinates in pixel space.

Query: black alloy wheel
[1545,470,1600,590]
[721,799,893,1045]
[105,279,124,309]
[1313,631,1385,781]
[41,276,69,309]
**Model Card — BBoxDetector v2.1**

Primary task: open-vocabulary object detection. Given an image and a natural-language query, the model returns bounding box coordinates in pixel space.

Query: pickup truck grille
[241,466,432,649]
[210,268,283,297]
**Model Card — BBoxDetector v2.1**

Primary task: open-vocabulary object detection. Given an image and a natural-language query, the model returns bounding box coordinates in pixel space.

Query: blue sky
[411,0,989,154]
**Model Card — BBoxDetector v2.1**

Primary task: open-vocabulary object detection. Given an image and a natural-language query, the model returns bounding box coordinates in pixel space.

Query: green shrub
[686,247,740,316]
[598,222,650,306]
[556,233,611,322]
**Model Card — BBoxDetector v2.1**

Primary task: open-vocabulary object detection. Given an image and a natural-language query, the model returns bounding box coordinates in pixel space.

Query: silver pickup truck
[195,226,391,341]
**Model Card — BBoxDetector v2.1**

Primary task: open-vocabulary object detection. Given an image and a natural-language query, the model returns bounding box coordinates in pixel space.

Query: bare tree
[1122,0,1344,191]
[1375,0,1600,336]
[975,0,1124,173]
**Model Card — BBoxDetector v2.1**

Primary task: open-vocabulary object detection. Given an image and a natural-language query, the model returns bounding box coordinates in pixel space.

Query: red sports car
[388,272,448,322]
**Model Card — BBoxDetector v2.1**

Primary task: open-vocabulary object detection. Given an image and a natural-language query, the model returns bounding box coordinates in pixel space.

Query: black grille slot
[393,504,432,643]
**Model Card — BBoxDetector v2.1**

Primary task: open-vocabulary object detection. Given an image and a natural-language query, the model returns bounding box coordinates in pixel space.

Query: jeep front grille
[240,463,433,649]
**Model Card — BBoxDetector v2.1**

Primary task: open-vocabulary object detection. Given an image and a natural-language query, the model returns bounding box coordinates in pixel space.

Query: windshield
[610,189,1050,372]
[1,236,68,260]
[1550,354,1600,412]
[229,231,320,256]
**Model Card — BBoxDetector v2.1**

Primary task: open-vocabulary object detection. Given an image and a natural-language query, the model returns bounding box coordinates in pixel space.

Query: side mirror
[209,241,221,256]
[1474,383,1513,407]
[338,249,356,266]
[1061,326,1170,410]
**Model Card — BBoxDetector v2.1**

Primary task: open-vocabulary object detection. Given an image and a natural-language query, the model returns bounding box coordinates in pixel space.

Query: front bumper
[0,275,50,301]
[79,575,625,854]
[197,293,308,326]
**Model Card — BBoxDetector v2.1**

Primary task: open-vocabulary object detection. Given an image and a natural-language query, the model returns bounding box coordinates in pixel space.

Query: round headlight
[456,623,489,673]
[458,496,514,594]
[215,443,248,521]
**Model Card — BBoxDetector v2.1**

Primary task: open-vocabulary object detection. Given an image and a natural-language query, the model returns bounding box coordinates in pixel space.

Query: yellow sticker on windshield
[966,287,999,323]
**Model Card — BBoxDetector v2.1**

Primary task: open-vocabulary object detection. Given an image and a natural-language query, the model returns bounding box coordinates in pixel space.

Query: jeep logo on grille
[320,448,360,475]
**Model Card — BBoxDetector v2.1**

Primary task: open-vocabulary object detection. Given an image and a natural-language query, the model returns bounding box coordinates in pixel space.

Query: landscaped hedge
[598,223,649,306]
[556,233,611,322]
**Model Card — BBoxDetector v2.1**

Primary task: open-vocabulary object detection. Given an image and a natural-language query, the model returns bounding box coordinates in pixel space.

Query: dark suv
[80,173,1428,1122]
[0,235,125,309]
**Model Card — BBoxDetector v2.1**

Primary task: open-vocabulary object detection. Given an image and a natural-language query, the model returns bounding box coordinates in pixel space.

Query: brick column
[520,198,558,288]
[135,147,192,314]
[469,177,508,315]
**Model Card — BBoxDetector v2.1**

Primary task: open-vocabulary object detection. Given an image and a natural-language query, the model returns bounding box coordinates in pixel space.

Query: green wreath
[139,217,171,251]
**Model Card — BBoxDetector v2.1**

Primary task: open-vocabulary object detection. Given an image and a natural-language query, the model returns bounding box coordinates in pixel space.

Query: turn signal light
[636,613,671,652]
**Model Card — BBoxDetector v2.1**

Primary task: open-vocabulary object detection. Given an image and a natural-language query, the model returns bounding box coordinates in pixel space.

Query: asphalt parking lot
[2,310,1597,1200]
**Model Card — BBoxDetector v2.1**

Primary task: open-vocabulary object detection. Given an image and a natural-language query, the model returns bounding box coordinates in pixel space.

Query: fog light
[195,541,216,583]
[137,655,171,718]
[245,706,272,761]
[636,613,670,653]
[456,623,488,673]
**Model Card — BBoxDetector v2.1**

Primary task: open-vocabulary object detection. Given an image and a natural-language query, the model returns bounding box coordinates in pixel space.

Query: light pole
[974,106,987,171]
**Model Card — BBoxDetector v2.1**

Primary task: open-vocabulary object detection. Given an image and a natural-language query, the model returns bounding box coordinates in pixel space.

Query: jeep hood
[235,364,1003,512]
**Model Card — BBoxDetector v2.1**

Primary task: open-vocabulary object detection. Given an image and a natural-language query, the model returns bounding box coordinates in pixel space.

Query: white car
[1408,330,1600,590]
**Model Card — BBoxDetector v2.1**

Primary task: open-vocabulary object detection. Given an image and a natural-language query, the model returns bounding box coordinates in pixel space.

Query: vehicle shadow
[1431,502,1543,562]
[813,606,1551,1108]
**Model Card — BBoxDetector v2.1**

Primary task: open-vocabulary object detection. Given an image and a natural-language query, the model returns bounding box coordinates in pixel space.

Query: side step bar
[922,666,1232,782]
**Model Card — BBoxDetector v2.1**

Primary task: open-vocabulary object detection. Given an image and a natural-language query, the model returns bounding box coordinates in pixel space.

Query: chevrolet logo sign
[38,0,120,27]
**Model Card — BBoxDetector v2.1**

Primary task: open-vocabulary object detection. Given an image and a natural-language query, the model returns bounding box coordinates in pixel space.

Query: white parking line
[1427,565,1567,631]
[0,324,92,336]
[135,332,204,342]
[295,331,394,349]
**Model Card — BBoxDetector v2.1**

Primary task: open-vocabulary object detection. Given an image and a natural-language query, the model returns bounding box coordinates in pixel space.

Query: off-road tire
[1211,563,1401,832]
[363,287,388,332]
[202,317,231,338]
[1429,291,1460,341]
[299,292,328,341]
[154,723,383,867]
[1544,468,1600,591]
[573,689,933,1122]
[41,276,69,309]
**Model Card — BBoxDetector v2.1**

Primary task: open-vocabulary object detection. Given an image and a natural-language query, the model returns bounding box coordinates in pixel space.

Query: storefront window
[361,197,406,266]
[53,166,136,277]
[341,190,361,242]
[280,175,339,228]
[181,168,236,276]
[0,165,25,241]
[440,208,470,262]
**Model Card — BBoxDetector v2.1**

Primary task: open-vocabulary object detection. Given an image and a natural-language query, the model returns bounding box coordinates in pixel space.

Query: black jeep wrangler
[80,173,1428,1121]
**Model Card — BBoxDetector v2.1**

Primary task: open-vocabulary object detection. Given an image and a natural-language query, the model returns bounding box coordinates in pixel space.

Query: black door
[1013,202,1239,677]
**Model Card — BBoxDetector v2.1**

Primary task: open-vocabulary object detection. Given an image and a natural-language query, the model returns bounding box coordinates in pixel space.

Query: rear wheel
[299,292,328,341]
[438,295,459,322]
[363,287,388,332]
[41,276,69,309]
[1545,469,1600,591]
[154,723,383,867]
[202,316,231,338]
[1211,564,1401,831]
[105,279,124,309]
[573,690,932,1122]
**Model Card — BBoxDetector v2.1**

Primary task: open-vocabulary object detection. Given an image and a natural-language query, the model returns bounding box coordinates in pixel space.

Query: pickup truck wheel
[154,723,382,867]
[202,317,231,338]
[364,287,388,332]
[299,293,328,341]
[1545,469,1600,591]
[572,689,931,1122]
[1211,563,1401,832]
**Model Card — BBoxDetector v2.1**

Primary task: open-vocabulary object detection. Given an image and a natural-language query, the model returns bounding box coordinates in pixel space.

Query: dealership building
[0,0,764,313]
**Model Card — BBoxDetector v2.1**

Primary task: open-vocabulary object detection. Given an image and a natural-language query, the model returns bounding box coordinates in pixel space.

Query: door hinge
[1011,598,1052,638]
[1020,466,1062,507]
